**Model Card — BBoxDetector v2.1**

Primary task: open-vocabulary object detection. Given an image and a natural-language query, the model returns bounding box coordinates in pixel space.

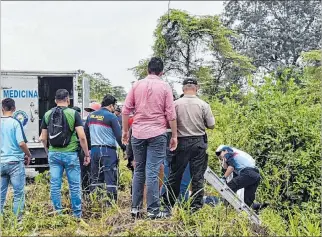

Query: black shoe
[147,211,171,219]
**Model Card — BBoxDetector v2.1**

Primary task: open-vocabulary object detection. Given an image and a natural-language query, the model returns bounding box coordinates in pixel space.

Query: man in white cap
[215,145,260,207]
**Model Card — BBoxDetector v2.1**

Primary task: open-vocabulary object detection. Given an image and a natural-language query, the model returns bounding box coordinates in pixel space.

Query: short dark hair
[101,95,117,107]
[55,89,69,101]
[148,57,164,75]
[2,98,15,111]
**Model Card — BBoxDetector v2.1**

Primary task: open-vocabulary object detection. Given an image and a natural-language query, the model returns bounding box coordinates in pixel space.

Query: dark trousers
[126,128,134,172]
[126,128,135,197]
[227,167,260,207]
[90,147,119,202]
[78,149,91,195]
[163,136,208,210]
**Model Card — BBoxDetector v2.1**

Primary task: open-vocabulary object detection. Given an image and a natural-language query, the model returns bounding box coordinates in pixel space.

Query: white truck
[0,70,90,173]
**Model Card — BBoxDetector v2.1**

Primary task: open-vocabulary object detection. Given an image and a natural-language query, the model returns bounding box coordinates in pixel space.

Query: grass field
[0,159,320,236]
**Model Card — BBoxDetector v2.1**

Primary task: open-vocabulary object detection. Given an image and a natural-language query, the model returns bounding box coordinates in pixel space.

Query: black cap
[72,106,81,113]
[183,78,198,85]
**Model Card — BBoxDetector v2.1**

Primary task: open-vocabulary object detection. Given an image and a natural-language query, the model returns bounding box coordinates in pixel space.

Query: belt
[178,135,204,139]
[91,145,116,150]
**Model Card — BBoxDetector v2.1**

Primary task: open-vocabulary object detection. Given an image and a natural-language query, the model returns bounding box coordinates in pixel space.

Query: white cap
[215,145,226,156]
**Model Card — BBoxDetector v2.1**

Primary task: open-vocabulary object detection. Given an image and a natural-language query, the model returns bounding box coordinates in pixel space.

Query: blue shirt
[117,115,122,128]
[224,147,256,174]
[1,117,27,163]
[84,108,124,149]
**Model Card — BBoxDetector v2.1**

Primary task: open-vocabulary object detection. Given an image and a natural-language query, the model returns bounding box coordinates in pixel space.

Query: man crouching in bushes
[216,145,261,207]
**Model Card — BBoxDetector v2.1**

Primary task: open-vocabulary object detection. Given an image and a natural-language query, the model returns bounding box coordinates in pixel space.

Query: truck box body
[0,70,81,172]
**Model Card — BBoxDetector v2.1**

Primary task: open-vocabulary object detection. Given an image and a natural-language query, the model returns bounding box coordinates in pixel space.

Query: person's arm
[223,155,235,178]
[40,116,49,154]
[41,129,49,154]
[122,114,129,142]
[84,116,91,149]
[15,121,32,165]
[223,166,234,178]
[204,103,215,129]
[165,86,178,151]
[122,86,135,144]
[74,112,90,165]
[111,116,126,150]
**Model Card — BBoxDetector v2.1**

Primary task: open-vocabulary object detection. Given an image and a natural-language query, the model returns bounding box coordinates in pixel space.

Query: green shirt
[41,107,83,152]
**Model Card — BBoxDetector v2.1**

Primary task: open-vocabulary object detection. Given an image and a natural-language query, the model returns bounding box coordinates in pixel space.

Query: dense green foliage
[77,71,127,102]
[206,51,321,225]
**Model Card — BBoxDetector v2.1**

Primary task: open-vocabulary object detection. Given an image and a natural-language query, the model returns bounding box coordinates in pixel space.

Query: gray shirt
[175,95,215,137]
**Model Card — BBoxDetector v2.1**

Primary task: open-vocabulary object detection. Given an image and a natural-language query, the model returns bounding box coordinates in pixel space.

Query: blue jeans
[48,152,82,218]
[131,133,167,214]
[0,161,25,216]
[90,147,118,202]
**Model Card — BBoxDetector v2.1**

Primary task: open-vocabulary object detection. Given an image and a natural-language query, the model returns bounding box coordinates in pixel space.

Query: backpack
[47,107,73,147]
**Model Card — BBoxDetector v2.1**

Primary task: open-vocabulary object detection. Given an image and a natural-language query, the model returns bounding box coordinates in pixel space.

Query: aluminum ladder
[204,166,261,225]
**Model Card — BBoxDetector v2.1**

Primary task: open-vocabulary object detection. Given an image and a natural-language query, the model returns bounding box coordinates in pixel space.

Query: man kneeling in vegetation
[216,145,260,207]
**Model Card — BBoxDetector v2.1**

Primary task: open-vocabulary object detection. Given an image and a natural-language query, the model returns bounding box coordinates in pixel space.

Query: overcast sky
[1,1,223,92]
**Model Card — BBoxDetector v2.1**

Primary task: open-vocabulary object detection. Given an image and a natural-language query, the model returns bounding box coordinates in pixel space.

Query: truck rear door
[1,74,39,144]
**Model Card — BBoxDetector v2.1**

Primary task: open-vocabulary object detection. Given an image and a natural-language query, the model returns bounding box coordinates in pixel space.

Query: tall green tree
[131,9,254,96]
[112,86,127,101]
[129,59,149,80]
[222,1,321,71]
[78,71,113,102]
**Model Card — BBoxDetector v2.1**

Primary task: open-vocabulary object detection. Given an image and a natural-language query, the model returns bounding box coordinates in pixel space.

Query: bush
[206,52,321,221]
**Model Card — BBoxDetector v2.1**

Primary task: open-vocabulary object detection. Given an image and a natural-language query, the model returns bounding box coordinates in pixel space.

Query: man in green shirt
[41,89,90,219]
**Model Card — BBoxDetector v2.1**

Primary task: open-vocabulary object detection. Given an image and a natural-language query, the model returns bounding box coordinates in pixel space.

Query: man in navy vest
[84,95,125,206]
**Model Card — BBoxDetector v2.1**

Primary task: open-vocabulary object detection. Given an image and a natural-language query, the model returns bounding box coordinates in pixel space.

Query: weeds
[0,160,320,236]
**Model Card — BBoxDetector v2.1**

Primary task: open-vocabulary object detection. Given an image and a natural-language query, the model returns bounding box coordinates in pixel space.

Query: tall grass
[0,160,320,236]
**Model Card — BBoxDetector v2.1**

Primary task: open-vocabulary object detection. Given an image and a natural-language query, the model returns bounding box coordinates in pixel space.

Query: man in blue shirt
[114,106,122,129]
[0,98,32,219]
[84,95,125,206]
[216,145,260,207]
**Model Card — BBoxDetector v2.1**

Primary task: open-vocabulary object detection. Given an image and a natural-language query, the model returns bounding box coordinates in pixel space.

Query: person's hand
[132,160,136,169]
[123,150,128,160]
[220,177,227,184]
[169,137,178,151]
[122,131,129,145]
[24,154,31,166]
[84,155,91,166]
